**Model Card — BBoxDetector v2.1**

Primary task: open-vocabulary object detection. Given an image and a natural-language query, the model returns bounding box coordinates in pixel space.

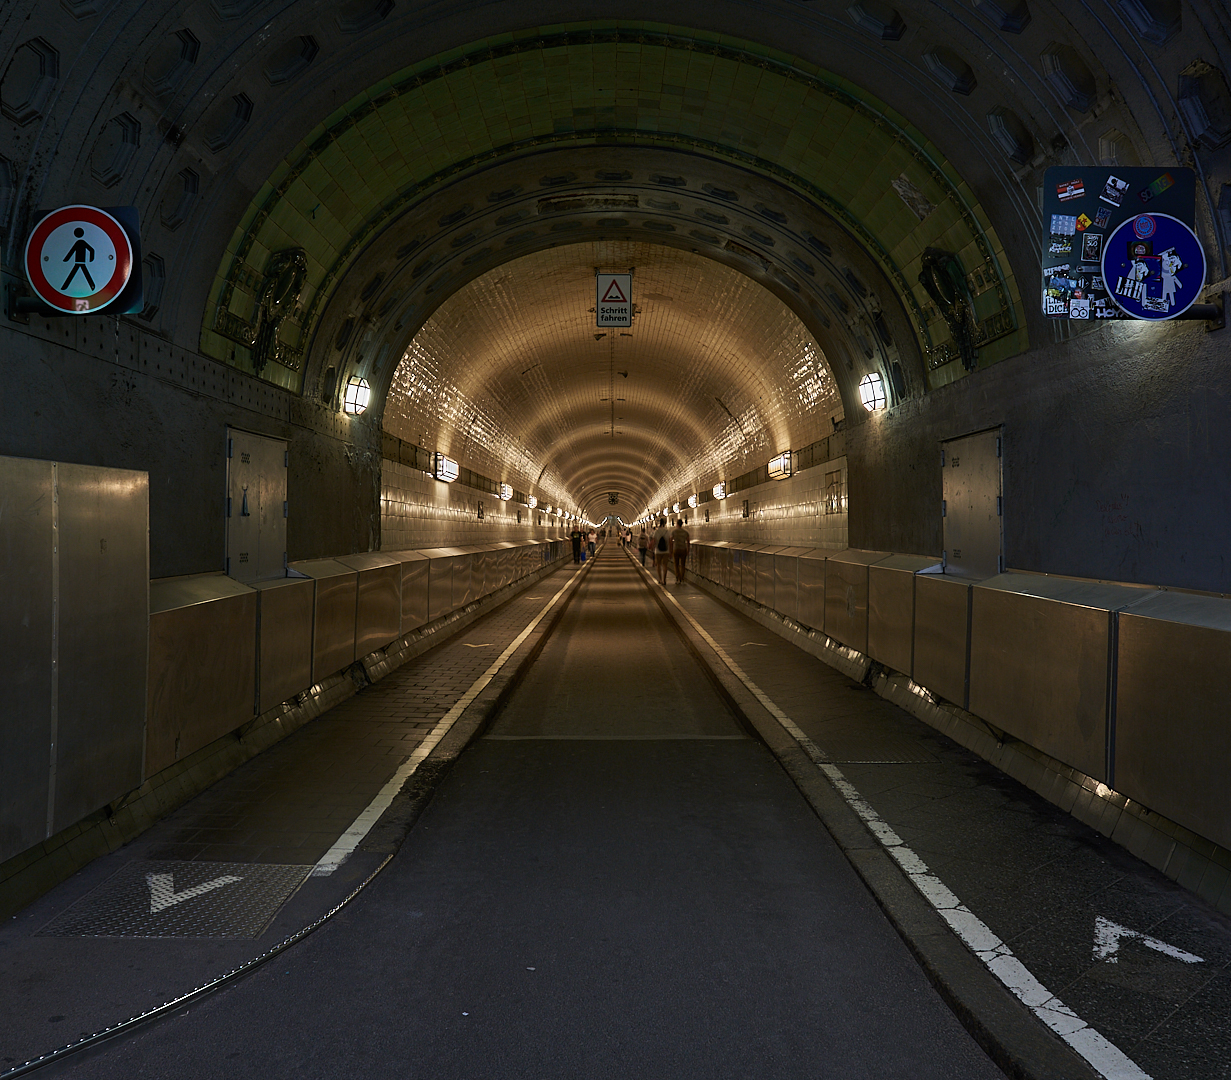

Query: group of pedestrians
[641,517,690,585]
[570,525,597,564]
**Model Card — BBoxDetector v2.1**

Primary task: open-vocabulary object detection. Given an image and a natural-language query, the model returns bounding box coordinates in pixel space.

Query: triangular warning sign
[601,279,628,303]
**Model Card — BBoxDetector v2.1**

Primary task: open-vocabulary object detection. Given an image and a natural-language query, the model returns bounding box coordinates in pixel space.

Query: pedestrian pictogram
[596,272,632,327]
[24,205,134,314]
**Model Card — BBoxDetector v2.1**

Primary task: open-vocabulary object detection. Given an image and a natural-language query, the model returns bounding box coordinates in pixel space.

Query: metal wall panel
[943,428,1002,579]
[425,551,453,621]
[0,457,55,861]
[912,573,977,708]
[54,463,149,832]
[226,428,287,583]
[754,547,784,608]
[867,555,939,676]
[773,548,811,623]
[252,577,314,713]
[147,576,257,776]
[392,551,429,632]
[797,550,827,632]
[289,559,359,682]
[453,552,474,609]
[968,574,1152,780]
[824,550,891,654]
[1115,592,1231,850]
[338,553,401,658]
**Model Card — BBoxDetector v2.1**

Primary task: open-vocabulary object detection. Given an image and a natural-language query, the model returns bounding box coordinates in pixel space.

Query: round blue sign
[1101,213,1205,320]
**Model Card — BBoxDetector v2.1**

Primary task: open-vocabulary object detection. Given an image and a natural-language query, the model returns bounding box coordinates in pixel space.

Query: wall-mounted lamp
[343,376,371,415]
[858,371,887,411]
[556,507,563,516]
[713,482,726,500]
[687,494,698,509]
[672,502,681,514]
[768,450,792,481]
[499,483,513,501]
[434,453,459,483]
[527,495,538,509]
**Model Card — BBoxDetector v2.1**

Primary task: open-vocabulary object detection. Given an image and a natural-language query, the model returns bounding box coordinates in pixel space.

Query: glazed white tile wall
[674,458,848,550]
[380,460,567,549]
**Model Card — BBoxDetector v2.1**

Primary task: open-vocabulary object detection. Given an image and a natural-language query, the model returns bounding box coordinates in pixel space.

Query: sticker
[1092,297,1119,318]
[1093,207,1112,228]
[1049,213,1077,255]
[1100,175,1130,207]
[1138,172,1174,203]
[1057,178,1086,201]
[1070,298,1090,319]
[1043,264,1075,317]
[1076,213,1092,231]
[1133,215,1156,239]
[1081,232,1104,264]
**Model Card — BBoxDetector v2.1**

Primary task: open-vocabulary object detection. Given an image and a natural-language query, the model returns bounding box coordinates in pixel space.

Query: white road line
[311,568,582,877]
[647,564,1152,1080]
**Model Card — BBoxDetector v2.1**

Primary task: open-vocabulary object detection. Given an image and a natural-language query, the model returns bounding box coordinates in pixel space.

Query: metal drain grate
[39,861,312,939]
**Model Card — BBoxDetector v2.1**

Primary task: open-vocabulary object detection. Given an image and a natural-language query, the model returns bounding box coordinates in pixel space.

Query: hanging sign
[1101,213,1206,320]
[596,273,632,327]
[23,205,139,314]
[1040,167,1197,320]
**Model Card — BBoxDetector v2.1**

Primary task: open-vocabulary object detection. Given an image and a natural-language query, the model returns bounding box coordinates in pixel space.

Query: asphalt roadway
[37,550,1005,1079]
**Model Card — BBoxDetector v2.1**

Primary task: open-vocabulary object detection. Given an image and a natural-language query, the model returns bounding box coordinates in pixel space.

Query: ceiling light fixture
[768,451,793,481]
[499,483,513,501]
[713,482,726,500]
[343,376,371,415]
[858,372,887,411]
[434,453,459,483]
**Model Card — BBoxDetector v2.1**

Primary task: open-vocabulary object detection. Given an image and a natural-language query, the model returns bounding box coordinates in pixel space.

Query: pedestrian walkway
[0,558,589,1074]
[633,549,1231,1080]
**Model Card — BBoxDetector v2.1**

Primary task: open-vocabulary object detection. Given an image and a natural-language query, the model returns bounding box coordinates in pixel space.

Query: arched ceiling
[199,23,1027,411]
[382,240,842,517]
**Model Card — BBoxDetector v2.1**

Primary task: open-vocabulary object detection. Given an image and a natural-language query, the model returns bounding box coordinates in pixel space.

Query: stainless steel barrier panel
[825,549,891,654]
[467,545,488,600]
[868,555,941,676]
[730,545,756,598]
[693,542,712,581]
[773,548,813,623]
[453,549,475,609]
[912,573,982,709]
[288,559,359,683]
[251,578,314,714]
[338,553,401,658]
[968,574,1154,781]
[797,550,828,632]
[148,575,257,776]
[1113,591,1231,849]
[754,546,786,608]
[419,548,462,621]
[386,550,429,633]
[0,457,149,862]
[716,543,733,591]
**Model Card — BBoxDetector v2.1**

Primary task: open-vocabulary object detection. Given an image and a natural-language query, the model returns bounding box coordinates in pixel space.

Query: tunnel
[2,2,1231,1077]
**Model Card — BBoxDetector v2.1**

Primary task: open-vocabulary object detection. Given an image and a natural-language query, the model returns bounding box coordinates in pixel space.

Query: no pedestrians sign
[24,205,136,314]
[596,273,632,327]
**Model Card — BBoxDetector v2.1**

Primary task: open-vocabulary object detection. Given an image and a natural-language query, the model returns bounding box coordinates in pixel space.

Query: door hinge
[941,499,947,518]
[996,495,1003,516]
[284,450,289,468]
[227,438,233,459]
[996,436,1002,458]
[283,500,289,518]
[226,496,232,518]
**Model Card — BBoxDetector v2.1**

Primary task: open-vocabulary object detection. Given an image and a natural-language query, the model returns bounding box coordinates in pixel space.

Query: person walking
[637,528,649,566]
[587,528,597,559]
[651,517,671,585]
[570,524,583,564]
[670,518,691,584]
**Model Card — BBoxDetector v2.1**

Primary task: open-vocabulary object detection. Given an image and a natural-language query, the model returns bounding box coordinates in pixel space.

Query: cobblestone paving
[654,568,1231,1080]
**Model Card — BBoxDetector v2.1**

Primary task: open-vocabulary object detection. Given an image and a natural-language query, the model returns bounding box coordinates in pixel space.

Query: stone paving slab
[646,562,1231,1080]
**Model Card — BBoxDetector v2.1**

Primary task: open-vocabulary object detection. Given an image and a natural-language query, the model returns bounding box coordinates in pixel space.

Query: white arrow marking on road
[146,873,243,913]
[1093,916,1204,965]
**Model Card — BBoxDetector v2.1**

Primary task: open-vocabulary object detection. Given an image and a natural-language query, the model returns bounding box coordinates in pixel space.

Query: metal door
[942,428,1003,578]
[226,428,287,582]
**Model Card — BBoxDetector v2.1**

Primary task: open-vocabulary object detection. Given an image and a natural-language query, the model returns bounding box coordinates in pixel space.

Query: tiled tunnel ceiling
[202,24,1026,406]
[382,241,840,517]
